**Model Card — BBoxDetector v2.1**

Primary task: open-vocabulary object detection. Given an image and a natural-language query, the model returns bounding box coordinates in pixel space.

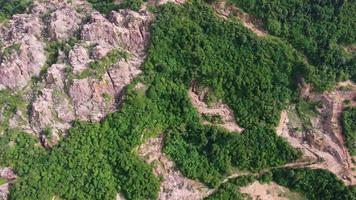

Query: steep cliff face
[0,0,153,144]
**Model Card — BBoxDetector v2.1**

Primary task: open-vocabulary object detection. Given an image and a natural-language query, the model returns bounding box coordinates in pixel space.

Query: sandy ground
[138,135,212,200]
[212,1,267,37]
[277,81,356,185]
[188,86,244,133]
[240,181,306,200]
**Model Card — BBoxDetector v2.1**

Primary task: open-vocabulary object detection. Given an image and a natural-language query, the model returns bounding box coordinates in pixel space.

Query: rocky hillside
[0,0,152,146]
[0,1,355,200]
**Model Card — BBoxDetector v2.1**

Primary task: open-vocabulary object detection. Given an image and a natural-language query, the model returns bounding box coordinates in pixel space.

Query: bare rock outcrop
[68,44,91,74]
[0,0,153,138]
[30,64,75,137]
[69,76,116,121]
[0,168,16,200]
[82,12,121,47]
[108,58,142,92]
[48,6,83,40]
[109,10,151,56]
[0,17,46,89]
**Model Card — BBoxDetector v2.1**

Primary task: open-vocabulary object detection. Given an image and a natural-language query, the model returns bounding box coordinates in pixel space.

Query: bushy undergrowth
[0,0,32,22]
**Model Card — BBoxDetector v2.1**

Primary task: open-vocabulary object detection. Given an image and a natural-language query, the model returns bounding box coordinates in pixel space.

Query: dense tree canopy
[87,0,144,13]
[271,168,356,200]
[342,107,356,155]
[228,0,356,90]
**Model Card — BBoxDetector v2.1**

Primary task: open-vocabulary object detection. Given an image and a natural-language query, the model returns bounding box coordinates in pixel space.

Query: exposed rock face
[68,44,91,74]
[0,0,153,139]
[109,10,151,56]
[0,168,16,200]
[69,77,116,121]
[82,12,121,47]
[48,6,83,40]
[0,14,46,89]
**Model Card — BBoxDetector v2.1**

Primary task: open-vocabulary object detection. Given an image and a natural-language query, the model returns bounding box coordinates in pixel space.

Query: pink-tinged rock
[48,6,82,40]
[69,77,116,121]
[91,44,112,59]
[0,35,46,89]
[108,59,142,92]
[69,79,92,120]
[54,97,75,123]
[68,45,91,74]
[30,88,55,130]
[81,12,121,46]
[0,168,16,180]
[0,183,10,200]
[109,10,152,56]
[46,64,67,89]
[30,86,74,133]
[2,14,43,41]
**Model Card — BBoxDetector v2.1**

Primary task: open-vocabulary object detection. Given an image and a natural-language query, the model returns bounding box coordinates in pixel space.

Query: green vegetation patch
[0,1,353,199]
[295,99,320,130]
[0,90,161,200]
[1,43,21,59]
[0,0,32,22]
[143,0,303,187]
[271,168,356,200]
[342,107,356,155]
[227,0,356,90]
[202,114,223,124]
[0,90,27,132]
[87,0,144,14]
[0,177,6,185]
[205,175,255,200]
[77,48,128,79]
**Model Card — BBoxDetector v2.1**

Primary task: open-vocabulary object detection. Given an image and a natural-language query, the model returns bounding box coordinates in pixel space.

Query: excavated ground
[277,81,356,185]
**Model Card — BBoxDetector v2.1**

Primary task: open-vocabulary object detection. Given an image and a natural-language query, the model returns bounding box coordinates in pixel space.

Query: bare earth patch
[138,135,212,200]
[240,181,306,200]
[277,81,356,185]
[212,1,267,37]
[188,87,244,133]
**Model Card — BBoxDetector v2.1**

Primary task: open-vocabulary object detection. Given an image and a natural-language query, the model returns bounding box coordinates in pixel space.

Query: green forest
[0,0,355,200]
[342,107,356,155]
[228,0,356,91]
